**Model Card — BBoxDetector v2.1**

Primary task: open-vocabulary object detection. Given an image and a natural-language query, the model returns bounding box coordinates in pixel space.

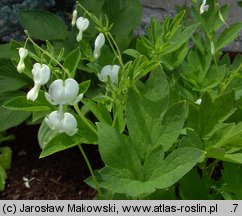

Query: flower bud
[98,65,120,85]
[27,63,51,101]
[45,111,78,136]
[71,10,78,27]
[17,48,28,73]
[45,78,83,105]
[210,42,215,55]
[76,17,89,42]
[200,0,209,14]
[93,33,105,59]
[195,98,202,105]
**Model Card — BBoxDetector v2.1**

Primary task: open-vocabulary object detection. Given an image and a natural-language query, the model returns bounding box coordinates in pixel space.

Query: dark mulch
[0,124,103,200]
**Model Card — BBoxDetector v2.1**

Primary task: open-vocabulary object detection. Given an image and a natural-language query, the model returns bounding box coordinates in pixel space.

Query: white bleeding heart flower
[93,33,105,59]
[27,63,51,101]
[98,65,120,85]
[45,111,78,136]
[45,78,83,105]
[17,48,28,73]
[200,0,209,14]
[76,17,89,42]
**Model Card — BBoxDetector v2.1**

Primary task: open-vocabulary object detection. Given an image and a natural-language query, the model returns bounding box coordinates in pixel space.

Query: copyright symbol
[3,204,16,214]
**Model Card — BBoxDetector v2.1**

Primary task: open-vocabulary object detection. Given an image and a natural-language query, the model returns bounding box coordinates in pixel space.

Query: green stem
[25,32,72,77]
[78,144,102,196]
[73,103,98,135]
[77,3,100,25]
[106,32,124,67]
[208,159,219,179]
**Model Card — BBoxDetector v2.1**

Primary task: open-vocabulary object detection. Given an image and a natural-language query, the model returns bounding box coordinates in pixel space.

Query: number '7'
[233,204,238,212]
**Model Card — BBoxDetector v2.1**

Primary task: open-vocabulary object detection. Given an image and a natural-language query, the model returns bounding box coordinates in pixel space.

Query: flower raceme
[45,78,83,105]
[27,63,50,101]
[98,65,120,85]
[45,111,78,136]
[93,33,105,59]
[76,17,89,42]
[17,48,28,73]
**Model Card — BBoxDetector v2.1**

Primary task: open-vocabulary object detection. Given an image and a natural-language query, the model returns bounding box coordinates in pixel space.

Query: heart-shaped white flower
[45,78,83,105]
[17,48,28,73]
[27,63,51,101]
[98,65,120,85]
[76,17,89,42]
[45,111,78,136]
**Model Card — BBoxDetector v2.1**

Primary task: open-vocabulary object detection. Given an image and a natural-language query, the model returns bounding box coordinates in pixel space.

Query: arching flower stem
[25,31,72,78]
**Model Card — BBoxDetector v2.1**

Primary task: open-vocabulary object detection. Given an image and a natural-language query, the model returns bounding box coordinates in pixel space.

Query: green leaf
[19,10,68,41]
[79,80,91,94]
[102,0,142,48]
[4,90,54,112]
[214,4,229,31]
[160,102,187,151]
[162,43,189,70]
[0,92,31,131]
[143,145,164,180]
[79,0,105,16]
[123,49,141,58]
[221,162,242,199]
[112,100,126,132]
[207,151,242,164]
[216,23,242,50]
[0,147,12,170]
[0,59,29,94]
[0,44,10,59]
[89,167,155,198]
[126,67,169,159]
[82,99,112,125]
[180,129,204,150]
[179,169,213,199]
[150,147,205,189]
[40,132,83,158]
[64,47,81,77]
[206,123,242,149]
[187,91,236,138]
[97,123,140,175]
[162,23,199,55]
[125,180,155,198]
[38,121,57,150]
[31,111,49,124]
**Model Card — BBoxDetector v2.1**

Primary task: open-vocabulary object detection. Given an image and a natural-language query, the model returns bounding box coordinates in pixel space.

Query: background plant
[0,133,14,191]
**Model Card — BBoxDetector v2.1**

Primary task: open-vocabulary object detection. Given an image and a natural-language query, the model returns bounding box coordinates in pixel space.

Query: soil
[0,124,103,200]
